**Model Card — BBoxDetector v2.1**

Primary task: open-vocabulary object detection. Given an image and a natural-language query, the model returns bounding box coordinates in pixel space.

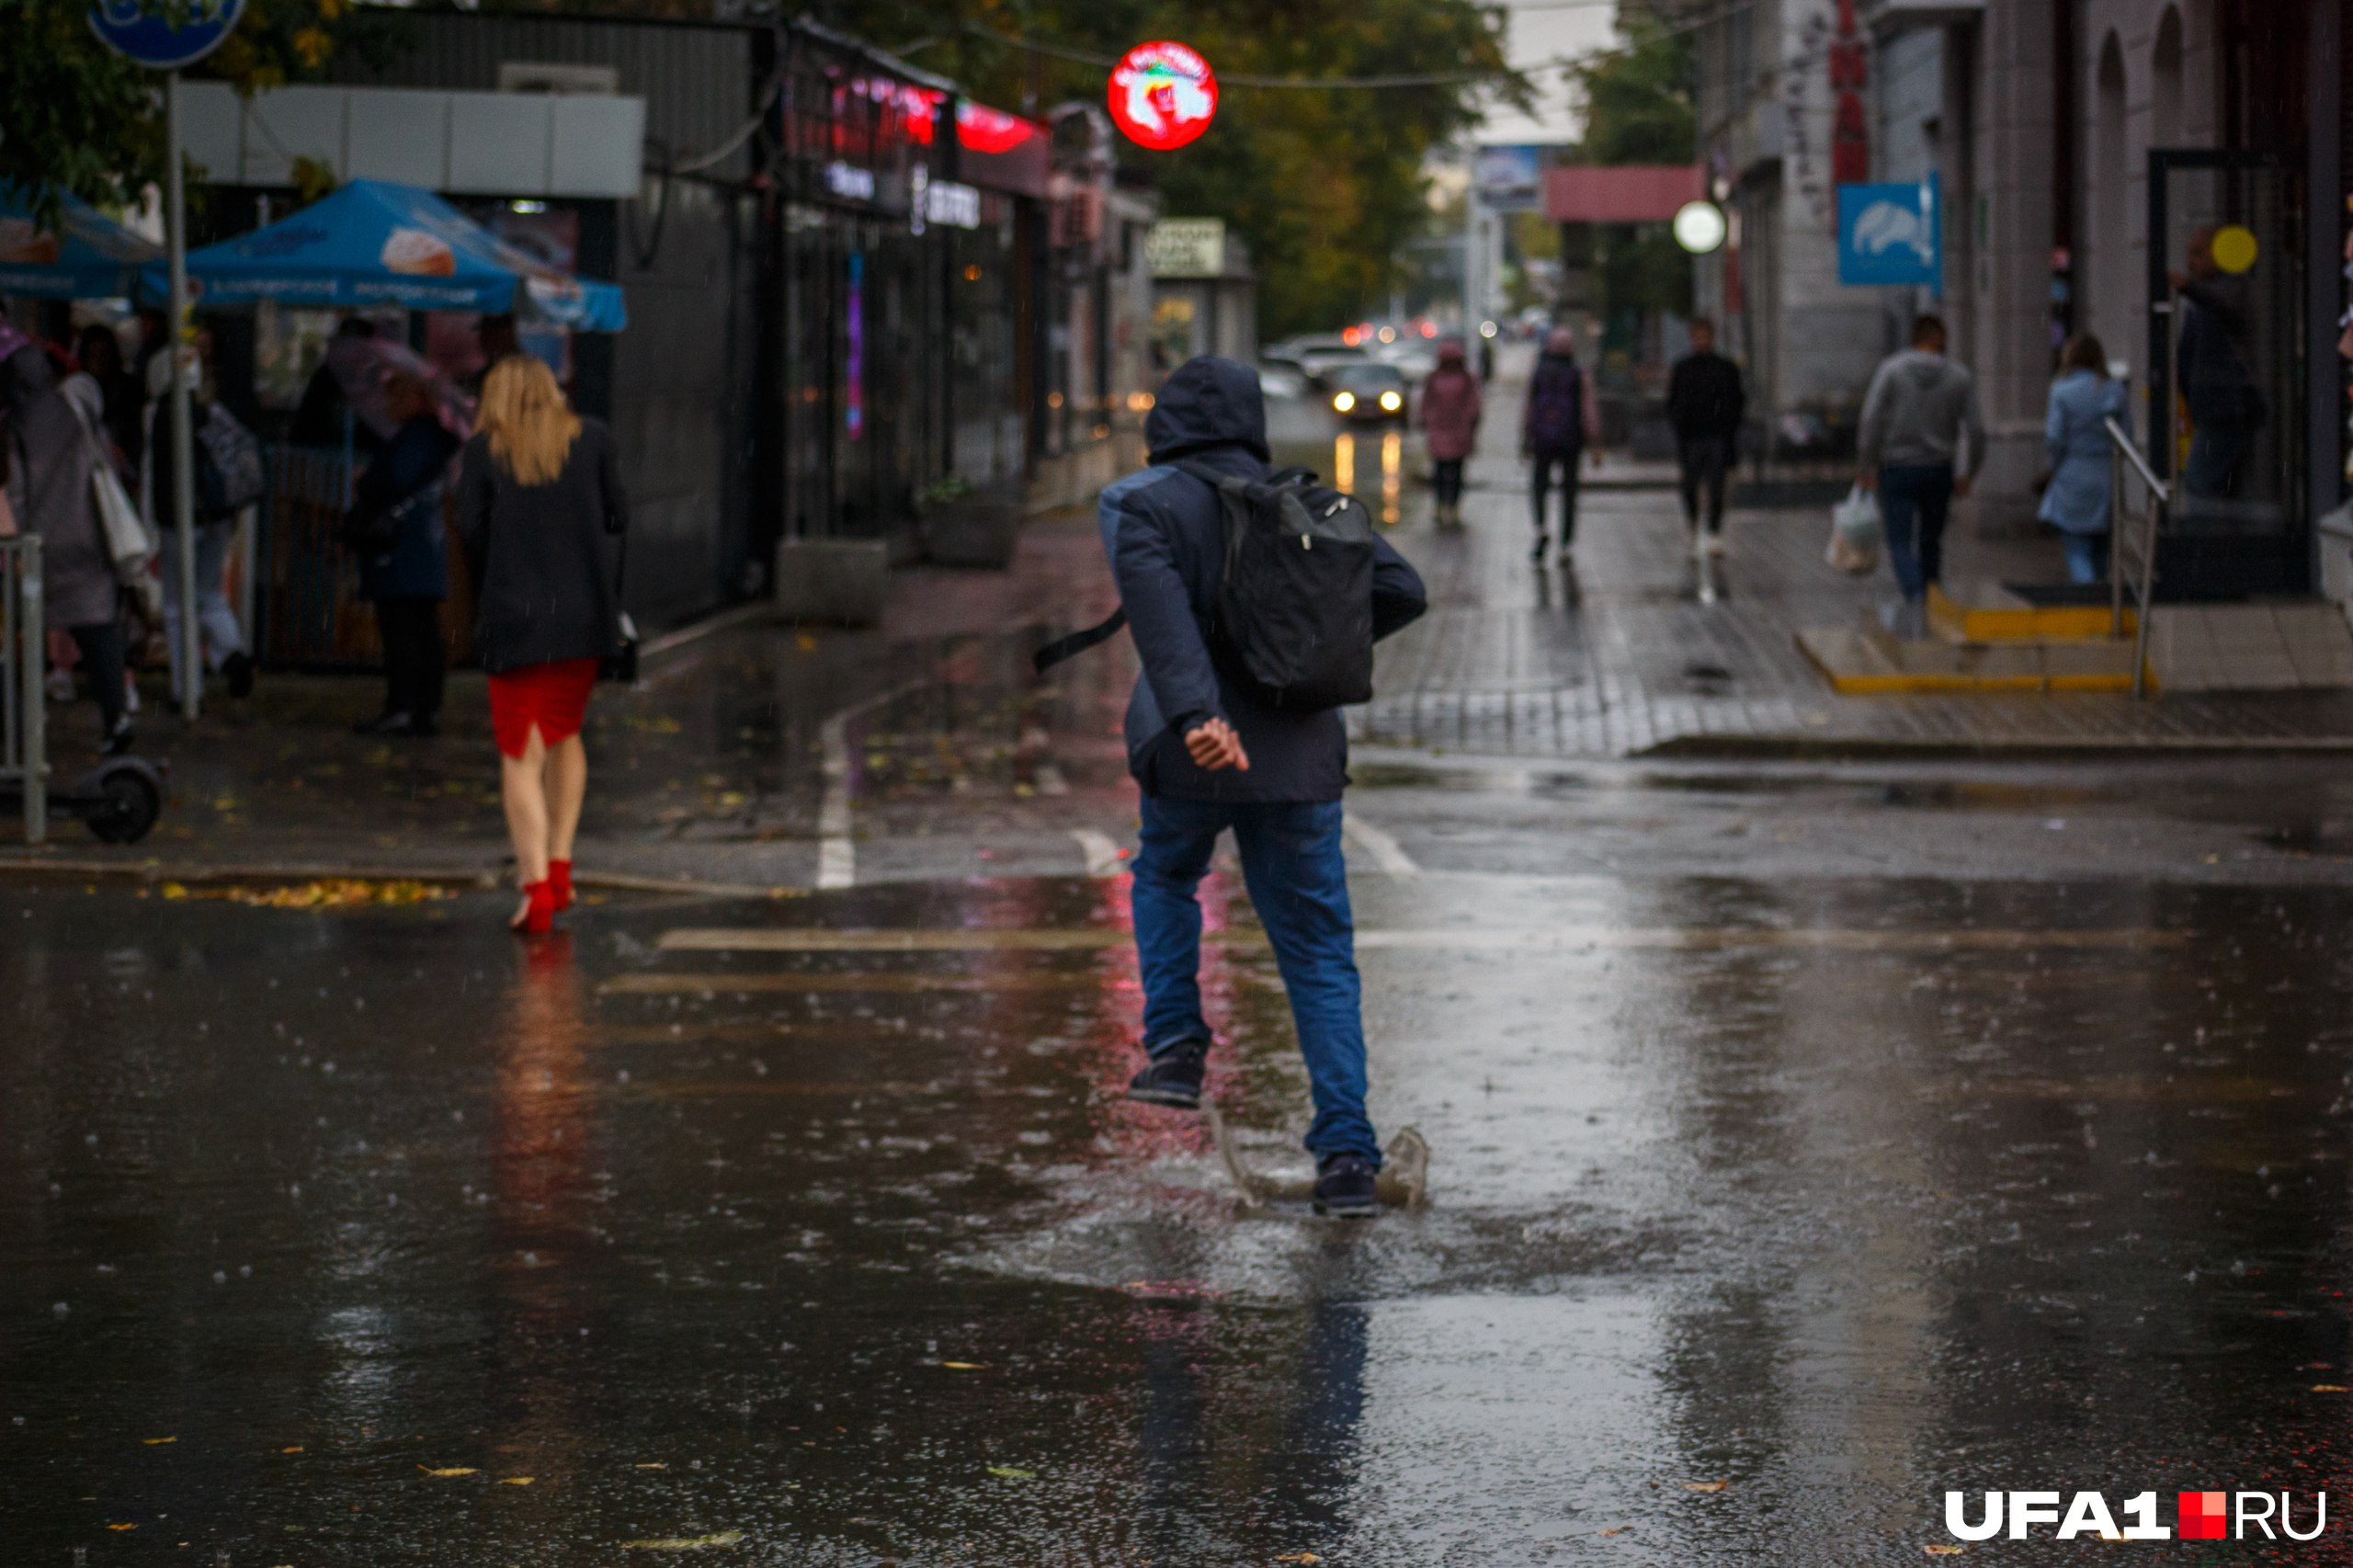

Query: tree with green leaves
[1569,8,1697,324]
[832,0,1521,340]
[0,0,384,222]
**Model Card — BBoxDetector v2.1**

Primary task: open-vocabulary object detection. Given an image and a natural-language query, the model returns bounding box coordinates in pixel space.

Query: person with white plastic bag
[1825,483,1882,574]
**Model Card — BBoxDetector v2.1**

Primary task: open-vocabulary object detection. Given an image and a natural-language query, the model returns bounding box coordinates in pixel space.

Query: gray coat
[2,347,117,628]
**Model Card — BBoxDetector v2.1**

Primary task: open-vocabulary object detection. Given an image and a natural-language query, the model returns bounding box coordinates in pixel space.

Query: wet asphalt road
[10,830,2353,1563]
[15,397,2353,1561]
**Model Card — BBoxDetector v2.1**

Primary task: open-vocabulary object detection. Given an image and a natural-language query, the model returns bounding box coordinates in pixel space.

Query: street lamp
[1673,199,1728,256]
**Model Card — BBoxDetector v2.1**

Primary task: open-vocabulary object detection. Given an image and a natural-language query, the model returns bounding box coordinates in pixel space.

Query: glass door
[2146,150,2305,597]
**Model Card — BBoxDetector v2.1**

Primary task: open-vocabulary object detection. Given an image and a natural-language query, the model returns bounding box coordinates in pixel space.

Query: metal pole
[1461,176,1478,337]
[19,536,44,844]
[166,70,201,722]
[2109,445,2125,638]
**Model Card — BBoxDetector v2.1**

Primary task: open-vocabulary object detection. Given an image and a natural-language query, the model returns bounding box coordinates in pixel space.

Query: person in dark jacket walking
[1665,318,1745,553]
[1099,355,1428,1217]
[353,373,460,737]
[1520,325,1601,562]
[455,356,629,936]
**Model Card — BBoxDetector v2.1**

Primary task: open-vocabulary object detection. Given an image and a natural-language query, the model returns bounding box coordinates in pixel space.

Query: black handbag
[599,525,638,683]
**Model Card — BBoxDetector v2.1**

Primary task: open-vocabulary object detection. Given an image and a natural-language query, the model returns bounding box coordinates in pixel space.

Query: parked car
[1325,361,1409,423]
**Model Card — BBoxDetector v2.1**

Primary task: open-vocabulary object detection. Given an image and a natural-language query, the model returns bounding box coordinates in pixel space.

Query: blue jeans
[1131,794,1380,1165]
[2059,531,2107,585]
[1877,463,1953,602]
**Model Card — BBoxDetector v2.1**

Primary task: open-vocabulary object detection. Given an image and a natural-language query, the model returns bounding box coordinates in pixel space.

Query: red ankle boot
[549,858,574,912]
[510,879,556,936]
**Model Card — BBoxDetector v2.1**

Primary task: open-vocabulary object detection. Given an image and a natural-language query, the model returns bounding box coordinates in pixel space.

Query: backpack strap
[1032,607,1125,674]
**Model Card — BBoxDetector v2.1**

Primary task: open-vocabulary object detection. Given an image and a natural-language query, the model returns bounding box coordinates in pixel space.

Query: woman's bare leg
[546,733,587,865]
[502,725,551,921]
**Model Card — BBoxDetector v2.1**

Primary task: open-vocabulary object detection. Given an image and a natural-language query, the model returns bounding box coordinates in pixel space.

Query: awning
[145,178,626,330]
[1543,165,1705,224]
[0,186,164,299]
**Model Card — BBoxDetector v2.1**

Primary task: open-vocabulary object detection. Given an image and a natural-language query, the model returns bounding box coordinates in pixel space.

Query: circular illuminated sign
[88,0,245,69]
[1108,41,1219,152]
[1673,199,1728,255]
[2211,223,2258,275]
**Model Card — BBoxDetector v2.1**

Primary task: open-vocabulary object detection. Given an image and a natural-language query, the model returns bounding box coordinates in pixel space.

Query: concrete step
[1797,626,2145,694]
[1927,580,2136,642]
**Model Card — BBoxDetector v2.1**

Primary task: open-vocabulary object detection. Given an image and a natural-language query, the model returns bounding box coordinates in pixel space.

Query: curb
[0,857,799,900]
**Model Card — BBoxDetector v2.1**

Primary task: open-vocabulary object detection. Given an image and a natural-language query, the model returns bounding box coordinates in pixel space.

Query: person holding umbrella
[350,372,460,736]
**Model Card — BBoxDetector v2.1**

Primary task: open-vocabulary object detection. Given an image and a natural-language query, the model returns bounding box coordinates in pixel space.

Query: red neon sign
[1108,40,1218,151]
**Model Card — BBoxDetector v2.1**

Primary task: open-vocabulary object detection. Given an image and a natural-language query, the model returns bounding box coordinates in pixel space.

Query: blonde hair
[477,355,580,486]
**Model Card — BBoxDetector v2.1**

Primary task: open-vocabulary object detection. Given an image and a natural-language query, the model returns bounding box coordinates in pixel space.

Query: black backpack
[1034,461,1378,710]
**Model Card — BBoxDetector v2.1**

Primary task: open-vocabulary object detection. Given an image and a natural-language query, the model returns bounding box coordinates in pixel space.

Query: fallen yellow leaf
[986,1466,1035,1479]
[1925,1548,1966,1558]
[143,1437,176,1445]
[502,1476,534,1486]
[939,1361,986,1370]
[108,1523,136,1531]
[633,1462,668,1470]
[160,882,188,900]
[620,1530,745,1550]
[2314,1384,2350,1392]
[418,1466,477,1477]
[281,1446,302,1453]
[1599,1526,1632,1536]
[1275,1556,1322,1563]
[1684,1479,1729,1494]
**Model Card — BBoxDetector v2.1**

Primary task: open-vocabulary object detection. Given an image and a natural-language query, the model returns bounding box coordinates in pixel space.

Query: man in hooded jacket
[1097,356,1427,1216]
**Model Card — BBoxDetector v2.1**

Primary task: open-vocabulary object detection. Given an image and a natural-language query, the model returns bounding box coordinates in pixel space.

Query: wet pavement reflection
[8,862,2353,1562]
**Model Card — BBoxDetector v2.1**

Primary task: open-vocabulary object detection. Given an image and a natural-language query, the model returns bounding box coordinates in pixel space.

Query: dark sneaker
[1312,1153,1380,1218]
[1126,1038,1209,1108]
[222,651,256,699]
[100,716,136,756]
[1529,533,1550,563]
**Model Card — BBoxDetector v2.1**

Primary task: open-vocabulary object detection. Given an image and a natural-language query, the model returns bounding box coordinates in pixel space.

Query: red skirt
[486,657,599,759]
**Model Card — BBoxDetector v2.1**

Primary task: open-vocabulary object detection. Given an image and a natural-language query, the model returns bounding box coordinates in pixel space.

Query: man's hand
[1858,470,1879,494]
[1953,475,1972,500]
[1184,717,1250,773]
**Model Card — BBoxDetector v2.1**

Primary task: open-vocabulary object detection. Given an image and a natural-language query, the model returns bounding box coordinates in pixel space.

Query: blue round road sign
[88,0,246,69]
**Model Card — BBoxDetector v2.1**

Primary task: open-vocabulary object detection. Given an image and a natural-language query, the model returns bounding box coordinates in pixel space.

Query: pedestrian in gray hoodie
[1857,314,1985,610]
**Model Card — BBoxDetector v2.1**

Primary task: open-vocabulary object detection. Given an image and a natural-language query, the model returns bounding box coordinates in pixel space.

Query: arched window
[2153,6,2184,148]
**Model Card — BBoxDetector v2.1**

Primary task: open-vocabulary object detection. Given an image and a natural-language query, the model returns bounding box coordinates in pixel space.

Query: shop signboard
[1837,176,1942,290]
[1146,218,1224,279]
[1108,41,1218,152]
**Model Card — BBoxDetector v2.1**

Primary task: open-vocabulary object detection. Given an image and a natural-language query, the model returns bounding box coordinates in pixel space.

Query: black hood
[1145,355,1268,465]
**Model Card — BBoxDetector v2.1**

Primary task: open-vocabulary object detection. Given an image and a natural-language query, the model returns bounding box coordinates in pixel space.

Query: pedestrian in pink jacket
[1416,339,1483,528]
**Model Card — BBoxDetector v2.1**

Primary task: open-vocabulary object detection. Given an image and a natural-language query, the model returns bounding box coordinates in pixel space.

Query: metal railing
[1,536,46,842]
[2104,416,2170,699]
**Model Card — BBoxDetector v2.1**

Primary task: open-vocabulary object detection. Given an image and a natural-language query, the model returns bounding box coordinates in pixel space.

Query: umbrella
[145,178,626,330]
[0,185,164,299]
[323,335,475,443]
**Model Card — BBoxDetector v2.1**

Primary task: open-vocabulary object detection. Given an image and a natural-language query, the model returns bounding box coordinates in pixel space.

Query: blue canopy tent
[0,187,164,298]
[143,178,626,330]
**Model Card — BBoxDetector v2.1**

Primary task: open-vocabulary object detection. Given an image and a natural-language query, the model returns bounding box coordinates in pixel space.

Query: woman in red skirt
[456,357,630,934]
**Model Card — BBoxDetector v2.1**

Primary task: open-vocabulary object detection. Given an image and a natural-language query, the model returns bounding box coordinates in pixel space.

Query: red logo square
[2180,1490,2228,1540]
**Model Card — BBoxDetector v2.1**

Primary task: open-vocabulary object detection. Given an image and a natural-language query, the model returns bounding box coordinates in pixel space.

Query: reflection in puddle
[1334,431,1355,495]
[1381,428,1402,526]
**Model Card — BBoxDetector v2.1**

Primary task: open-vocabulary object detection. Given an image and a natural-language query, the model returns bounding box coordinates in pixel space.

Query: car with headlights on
[1325,362,1409,423]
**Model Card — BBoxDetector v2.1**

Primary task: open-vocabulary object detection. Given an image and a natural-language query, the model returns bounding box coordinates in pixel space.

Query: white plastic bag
[1825,483,1882,574]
